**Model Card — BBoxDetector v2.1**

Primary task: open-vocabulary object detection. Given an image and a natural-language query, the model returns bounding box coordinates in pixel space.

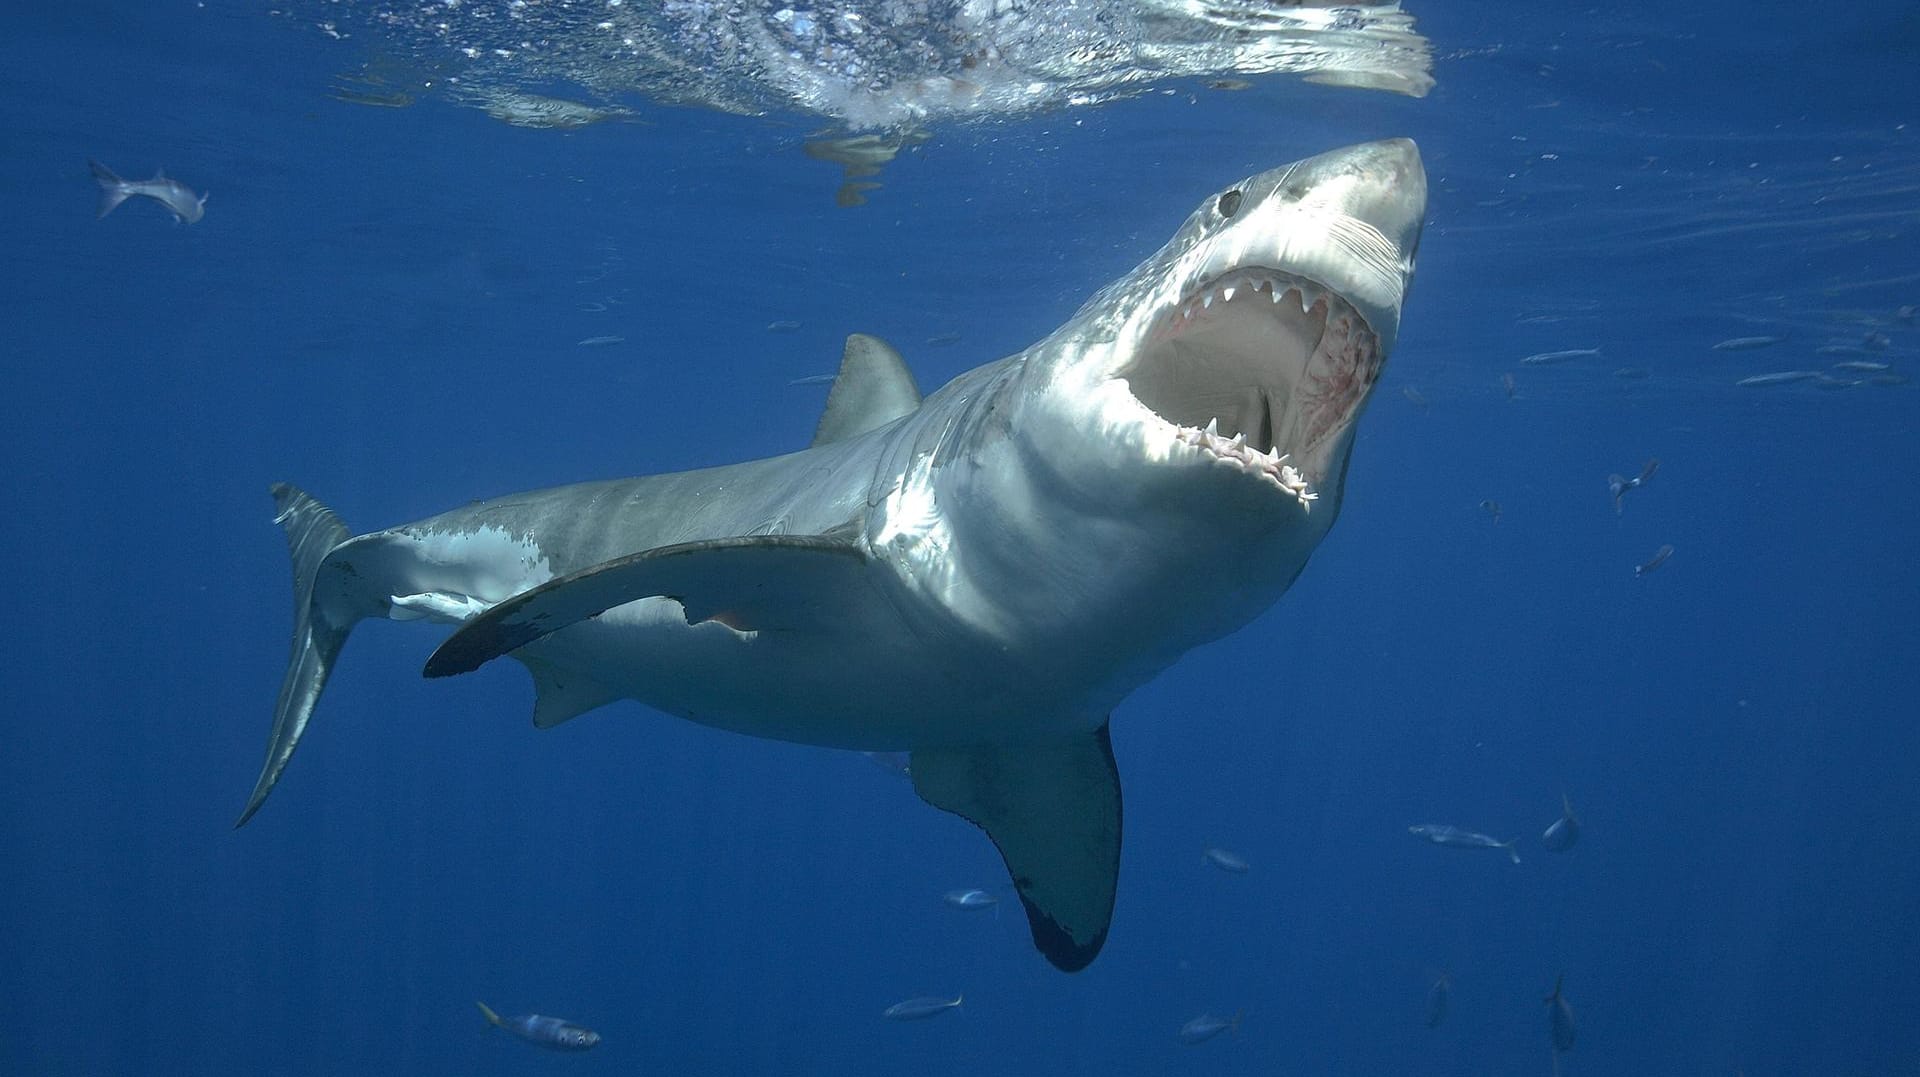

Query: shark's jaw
[1125,267,1383,508]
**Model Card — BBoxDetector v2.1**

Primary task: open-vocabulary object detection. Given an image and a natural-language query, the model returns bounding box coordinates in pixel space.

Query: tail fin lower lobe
[236,483,358,826]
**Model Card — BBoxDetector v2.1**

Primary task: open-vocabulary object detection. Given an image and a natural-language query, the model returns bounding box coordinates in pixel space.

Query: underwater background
[3,1,1917,1074]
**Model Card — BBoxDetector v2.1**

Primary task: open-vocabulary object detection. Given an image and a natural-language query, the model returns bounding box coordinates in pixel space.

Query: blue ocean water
[3,2,1917,1074]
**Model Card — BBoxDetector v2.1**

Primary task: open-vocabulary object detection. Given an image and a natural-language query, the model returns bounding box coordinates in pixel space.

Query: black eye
[1216,189,1242,218]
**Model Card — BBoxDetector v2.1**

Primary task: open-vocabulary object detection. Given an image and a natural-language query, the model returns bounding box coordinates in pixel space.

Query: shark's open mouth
[1120,269,1383,504]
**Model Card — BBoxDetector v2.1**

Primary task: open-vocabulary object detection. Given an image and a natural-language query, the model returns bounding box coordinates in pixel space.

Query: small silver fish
[1712,335,1784,351]
[1502,371,1517,400]
[1735,370,1820,387]
[1202,847,1249,874]
[576,335,625,346]
[1408,824,1521,864]
[1830,360,1890,373]
[1425,973,1451,1029]
[89,159,206,223]
[1607,458,1659,515]
[803,129,930,179]
[1612,367,1651,379]
[1480,499,1502,524]
[476,1001,601,1052]
[1541,794,1580,852]
[942,888,1000,911]
[1521,347,1602,365]
[883,995,962,1020]
[1178,1010,1242,1044]
[1635,543,1674,578]
[788,374,837,386]
[925,333,963,347]
[1863,330,1892,350]
[1401,385,1430,410]
[469,89,637,129]
[1545,975,1577,1052]
[767,320,803,332]
[1896,304,1916,323]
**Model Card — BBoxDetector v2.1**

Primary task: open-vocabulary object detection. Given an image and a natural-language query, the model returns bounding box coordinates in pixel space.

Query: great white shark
[241,139,1427,973]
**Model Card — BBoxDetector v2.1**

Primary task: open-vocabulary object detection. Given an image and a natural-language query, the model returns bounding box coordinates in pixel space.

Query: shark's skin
[244,139,1427,972]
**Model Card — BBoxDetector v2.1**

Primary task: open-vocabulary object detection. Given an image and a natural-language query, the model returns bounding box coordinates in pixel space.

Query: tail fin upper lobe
[88,159,130,218]
[236,484,359,826]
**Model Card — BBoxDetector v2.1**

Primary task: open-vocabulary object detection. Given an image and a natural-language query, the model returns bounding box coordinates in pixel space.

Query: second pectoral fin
[423,527,871,679]
[910,725,1122,973]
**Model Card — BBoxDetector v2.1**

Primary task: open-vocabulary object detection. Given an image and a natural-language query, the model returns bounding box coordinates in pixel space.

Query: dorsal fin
[811,334,922,447]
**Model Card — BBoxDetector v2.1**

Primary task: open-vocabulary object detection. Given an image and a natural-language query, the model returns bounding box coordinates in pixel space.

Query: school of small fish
[1505,320,1910,392]
[1422,307,1913,1059]
[1710,324,1907,388]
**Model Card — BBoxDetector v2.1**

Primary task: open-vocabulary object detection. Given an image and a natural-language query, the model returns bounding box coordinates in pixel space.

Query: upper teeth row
[1176,417,1318,511]
[1185,275,1327,319]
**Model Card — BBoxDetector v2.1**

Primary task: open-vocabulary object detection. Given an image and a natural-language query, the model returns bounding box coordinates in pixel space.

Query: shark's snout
[1331,137,1426,264]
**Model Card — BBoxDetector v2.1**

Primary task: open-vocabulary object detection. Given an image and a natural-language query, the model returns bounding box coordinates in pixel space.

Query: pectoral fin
[910,725,1122,972]
[423,525,870,678]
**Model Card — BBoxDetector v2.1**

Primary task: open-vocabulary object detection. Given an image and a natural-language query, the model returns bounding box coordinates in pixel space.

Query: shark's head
[1015,139,1425,524]
[884,141,1426,707]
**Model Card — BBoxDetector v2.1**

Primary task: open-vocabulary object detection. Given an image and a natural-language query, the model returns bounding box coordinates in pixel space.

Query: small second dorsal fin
[811,334,922,447]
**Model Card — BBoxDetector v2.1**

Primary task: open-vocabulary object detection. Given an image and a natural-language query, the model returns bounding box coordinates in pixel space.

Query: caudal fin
[235,484,359,826]
[88,159,130,218]
[476,1001,505,1028]
[1504,840,1522,865]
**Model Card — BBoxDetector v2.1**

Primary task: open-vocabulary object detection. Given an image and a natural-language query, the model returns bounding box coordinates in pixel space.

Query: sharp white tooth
[1202,293,1214,309]
[1269,287,1283,303]
[1297,289,1312,313]
[1205,417,1220,436]
[1221,285,1236,303]
[1229,432,1247,450]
